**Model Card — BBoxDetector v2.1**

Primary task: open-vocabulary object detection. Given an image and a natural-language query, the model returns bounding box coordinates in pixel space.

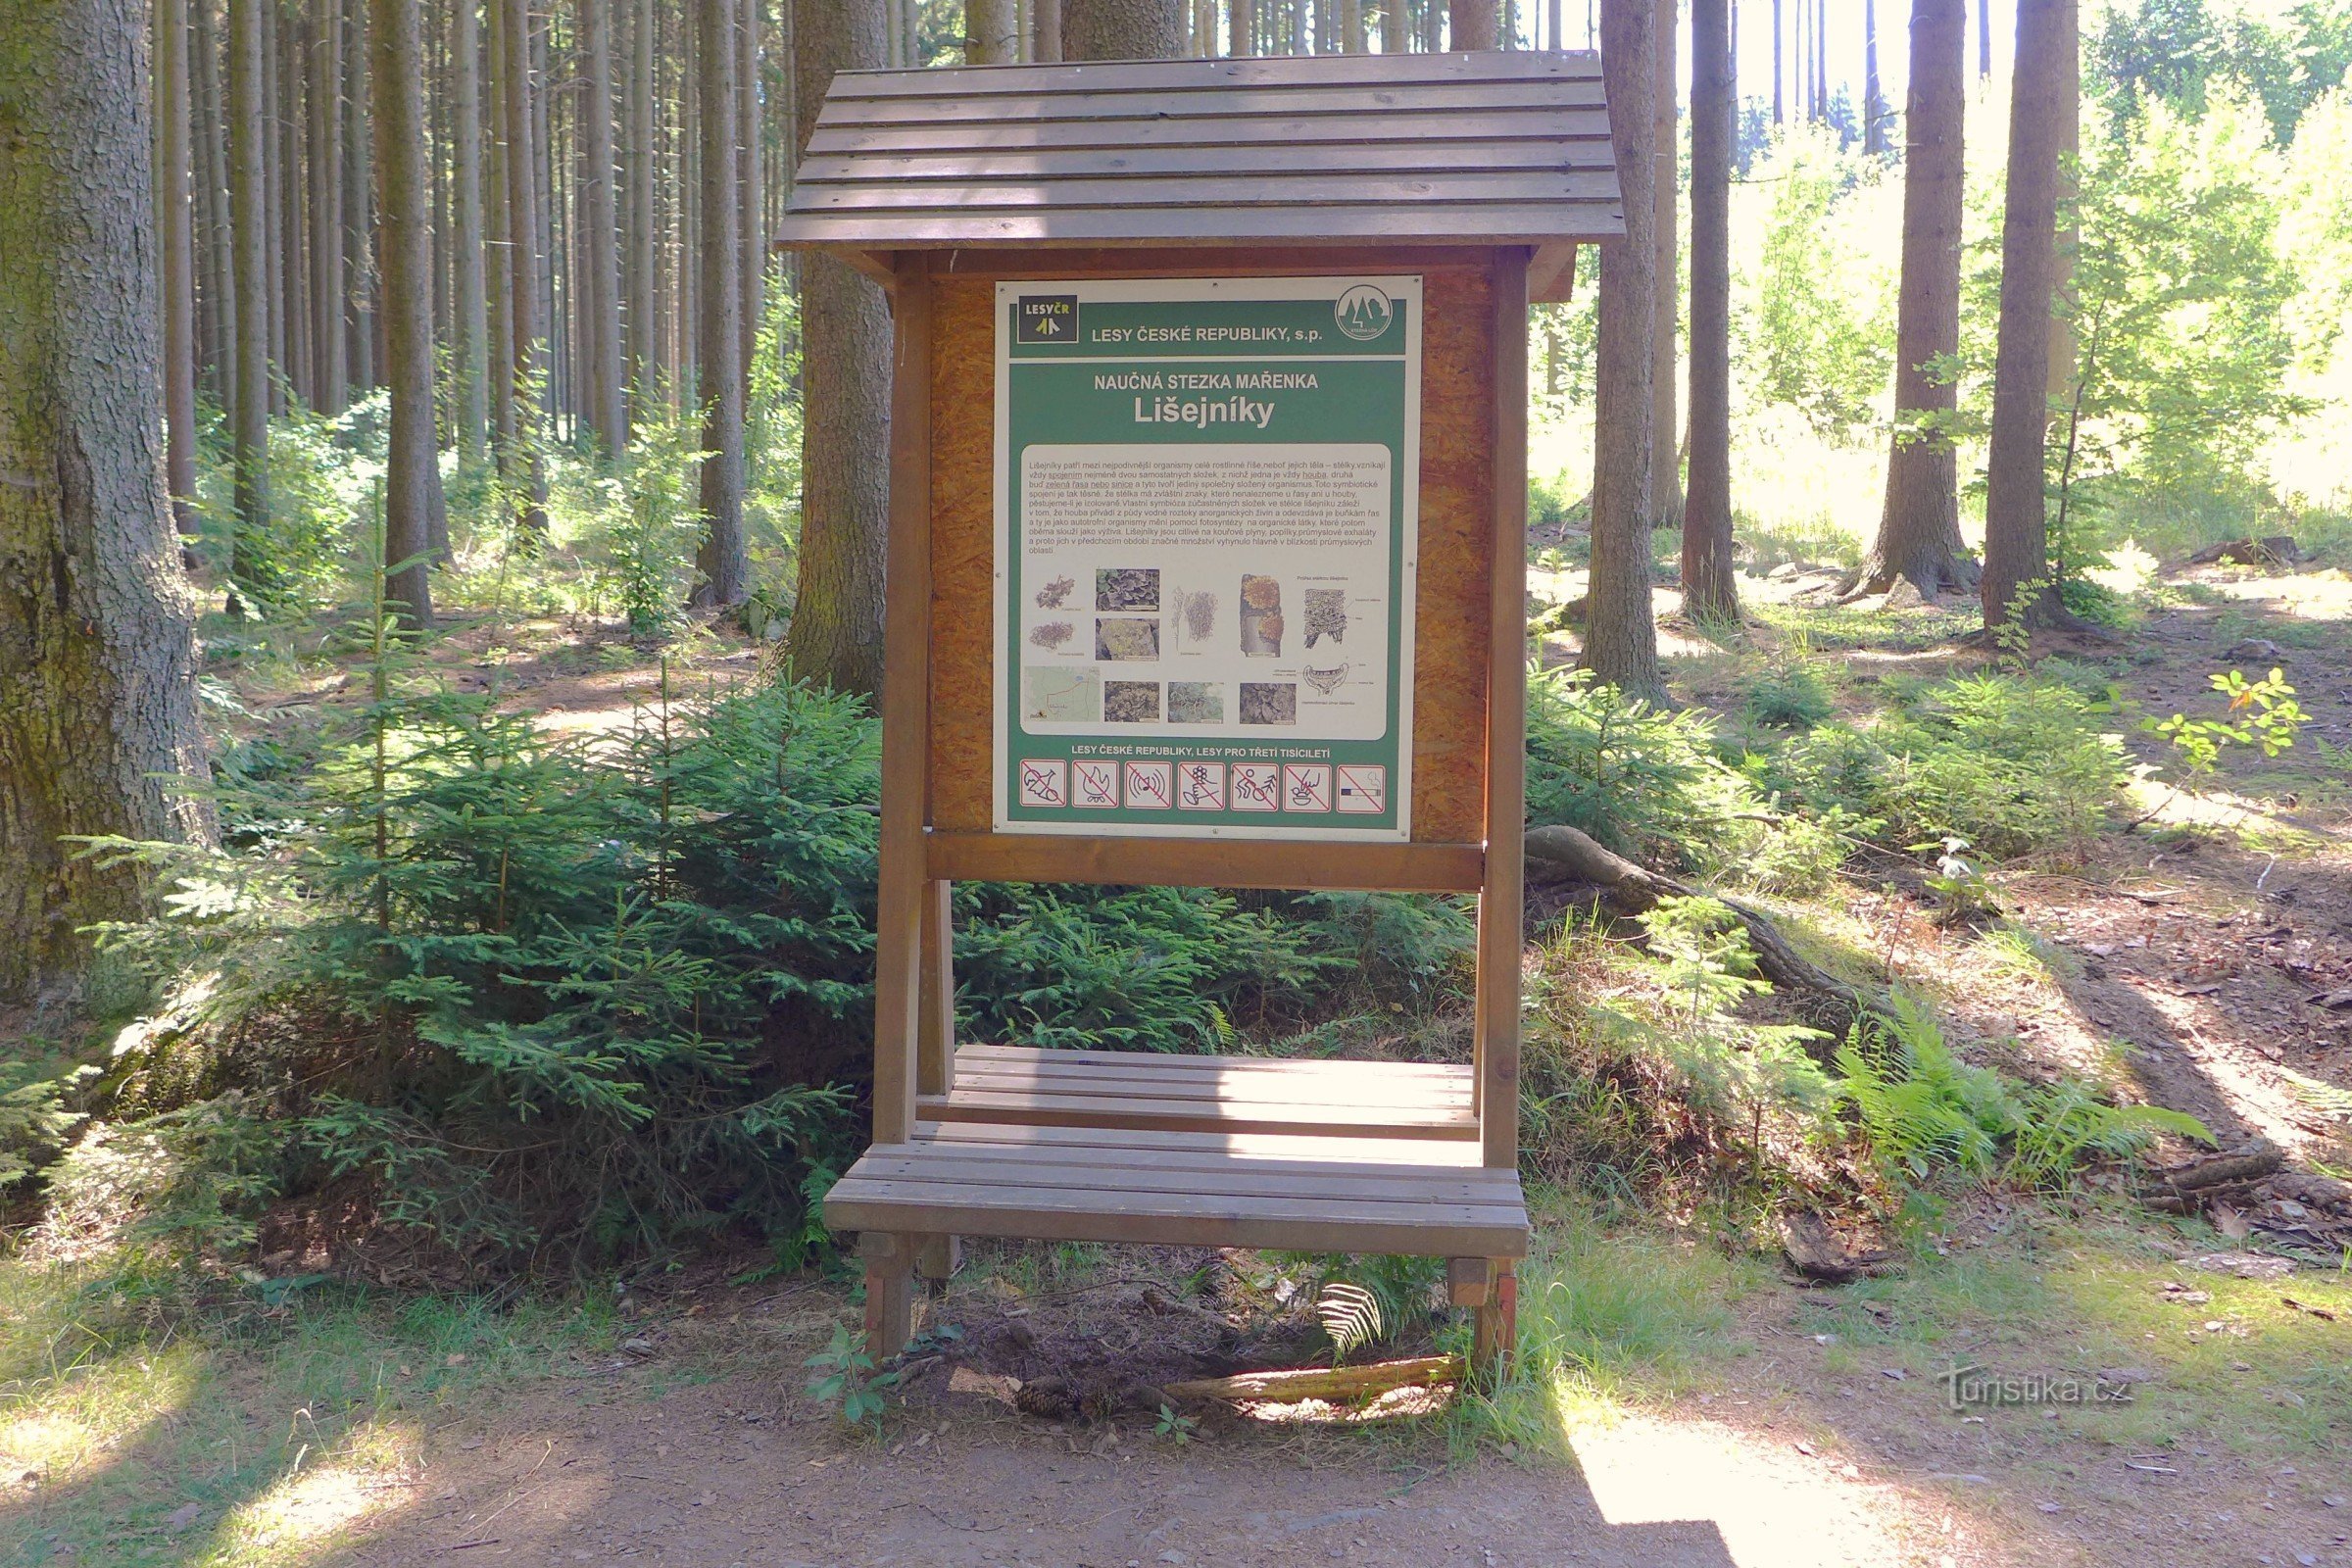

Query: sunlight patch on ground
[0,1337,198,1500]
[2192,566,2352,620]
[1562,1404,2008,1568]
[199,1427,420,1568]
[2119,776,2340,845]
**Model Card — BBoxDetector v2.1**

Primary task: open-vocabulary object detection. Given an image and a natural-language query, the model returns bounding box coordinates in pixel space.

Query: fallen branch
[1523,823,1878,1049]
[2136,1141,2284,1213]
[1163,1355,1462,1404]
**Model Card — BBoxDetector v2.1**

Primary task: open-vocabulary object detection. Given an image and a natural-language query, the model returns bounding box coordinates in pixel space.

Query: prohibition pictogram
[1282,763,1333,811]
[1176,761,1226,810]
[1073,760,1120,808]
[1335,764,1387,814]
[1017,759,1067,808]
[1124,761,1174,810]
[1231,762,1281,811]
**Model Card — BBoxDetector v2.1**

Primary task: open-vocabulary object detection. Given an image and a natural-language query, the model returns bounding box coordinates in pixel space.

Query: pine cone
[1013,1374,1080,1422]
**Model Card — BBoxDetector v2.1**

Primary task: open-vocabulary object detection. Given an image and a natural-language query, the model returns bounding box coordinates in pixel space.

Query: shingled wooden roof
[774,50,1622,280]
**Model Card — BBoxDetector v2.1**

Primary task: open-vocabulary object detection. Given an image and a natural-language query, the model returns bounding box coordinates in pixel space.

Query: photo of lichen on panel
[1239,682,1297,725]
[1095,617,1160,661]
[1302,589,1348,648]
[1167,681,1224,722]
[1034,575,1075,609]
[1240,574,1283,657]
[1096,567,1159,612]
[1102,681,1162,722]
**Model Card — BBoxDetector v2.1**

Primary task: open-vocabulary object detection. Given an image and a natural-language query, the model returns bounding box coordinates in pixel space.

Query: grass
[1788,1211,2352,1460]
[0,1258,620,1567]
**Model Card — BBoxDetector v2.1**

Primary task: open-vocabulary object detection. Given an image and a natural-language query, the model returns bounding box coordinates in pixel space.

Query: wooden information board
[994,275,1423,840]
[773,48,1628,1373]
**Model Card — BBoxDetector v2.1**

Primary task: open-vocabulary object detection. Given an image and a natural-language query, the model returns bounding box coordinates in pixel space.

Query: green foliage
[804,1323,894,1431]
[1525,668,1749,864]
[584,396,708,634]
[2055,94,2308,522]
[1153,1402,1200,1444]
[2146,665,2308,778]
[0,1063,95,1193]
[953,885,1345,1053]
[1833,999,2212,1189]
[1740,659,1837,730]
[34,1094,283,1261]
[1874,674,2131,858]
[1281,1251,1446,1363]
[1744,125,1897,435]
[80,608,876,1266]
[2091,0,2352,143]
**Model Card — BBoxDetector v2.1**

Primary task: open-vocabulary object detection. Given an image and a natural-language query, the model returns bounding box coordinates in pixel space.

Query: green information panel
[992,276,1423,841]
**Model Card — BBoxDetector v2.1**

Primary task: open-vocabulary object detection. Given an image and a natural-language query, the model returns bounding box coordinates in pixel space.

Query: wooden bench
[829,1116,1529,1356]
[917,1044,1479,1140]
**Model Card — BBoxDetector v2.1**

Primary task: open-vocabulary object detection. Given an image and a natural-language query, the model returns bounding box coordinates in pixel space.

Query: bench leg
[859,1233,915,1359]
[916,1233,960,1292]
[1471,1260,1517,1383]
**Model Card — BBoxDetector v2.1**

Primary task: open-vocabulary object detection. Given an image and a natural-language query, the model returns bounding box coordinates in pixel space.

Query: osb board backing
[925,267,1494,846]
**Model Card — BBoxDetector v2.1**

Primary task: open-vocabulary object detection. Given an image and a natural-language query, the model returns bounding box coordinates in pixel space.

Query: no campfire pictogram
[1231,762,1281,811]
[1282,764,1333,811]
[1335,764,1387,813]
[1073,760,1120,808]
[1124,761,1174,810]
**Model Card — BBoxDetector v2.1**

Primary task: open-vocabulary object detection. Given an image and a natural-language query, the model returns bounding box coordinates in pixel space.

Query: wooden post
[1475,249,1530,1176]
[1472,1260,1518,1380]
[858,1231,915,1355]
[868,256,935,1192]
[916,879,955,1097]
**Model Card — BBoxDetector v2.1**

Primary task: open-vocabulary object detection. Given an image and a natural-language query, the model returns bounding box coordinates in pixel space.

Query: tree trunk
[368,0,437,624]
[1647,0,1677,524]
[262,0,285,415]
[1454,0,1497,48]
[486,0,514,467]
[1342,0,1361,51]
[738,0,763,402]
[1585,0,1660,700]
[195,0,233,401]
[0,0,214,999]
[1382,0,1403,50]
[310,0,346,416]
[159,0,200,537]
[344,0,374,393]
[1981,0,2069,632]
[228,0,269,598]
[695,0,747,607]
[498,0,546,527]
[2047,0,2079,571]
[578,0,625,455]
[1864,0,1886,154]
[1065,0,1187,57]
[1228,0,1252,53]
[968,0,1017,60]
[1682,0,1738,623]
[451,0,489,463]
[1851,0,1975,601]
[785,0,890,692]
[1035,0,1063,59]
[626,0,656,416]
[1771,0,1782,122]
[1977,0,1990,76]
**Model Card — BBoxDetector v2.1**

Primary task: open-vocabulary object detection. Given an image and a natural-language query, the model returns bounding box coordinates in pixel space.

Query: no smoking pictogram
[1335,764,1387,814]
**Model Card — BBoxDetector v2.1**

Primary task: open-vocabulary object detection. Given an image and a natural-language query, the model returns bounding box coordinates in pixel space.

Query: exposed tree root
[1523,823,1880,1052]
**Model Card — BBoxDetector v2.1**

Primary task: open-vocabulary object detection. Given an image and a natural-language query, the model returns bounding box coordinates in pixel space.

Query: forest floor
[11,551,2352,1568]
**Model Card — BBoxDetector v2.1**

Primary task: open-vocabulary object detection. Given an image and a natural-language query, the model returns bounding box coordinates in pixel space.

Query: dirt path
[318,1360,2001,1568]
